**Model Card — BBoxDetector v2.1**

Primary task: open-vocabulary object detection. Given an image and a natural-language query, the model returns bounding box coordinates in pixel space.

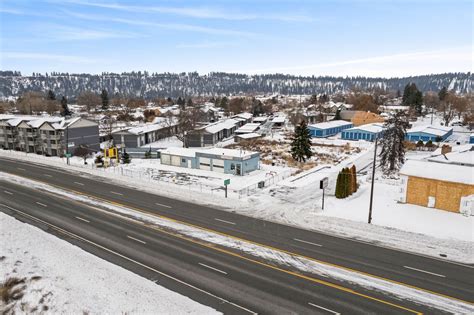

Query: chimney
[441,144,452,155]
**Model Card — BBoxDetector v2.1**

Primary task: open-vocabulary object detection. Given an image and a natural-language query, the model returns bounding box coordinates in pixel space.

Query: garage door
[161,154,170,165]
[199,157,211,171]
[171,155,181,166]
[212,159,225,173]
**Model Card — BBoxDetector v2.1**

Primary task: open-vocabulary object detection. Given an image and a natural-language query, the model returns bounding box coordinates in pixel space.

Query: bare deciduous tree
[76,91,101,111]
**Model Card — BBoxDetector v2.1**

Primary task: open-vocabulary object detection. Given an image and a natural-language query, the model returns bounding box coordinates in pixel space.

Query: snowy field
[0,212,219,314]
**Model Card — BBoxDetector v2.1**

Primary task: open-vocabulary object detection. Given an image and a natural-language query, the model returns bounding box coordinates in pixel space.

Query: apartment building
[0,115,100,156]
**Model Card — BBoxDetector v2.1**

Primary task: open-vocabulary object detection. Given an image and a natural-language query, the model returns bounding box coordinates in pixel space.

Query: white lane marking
[127,235,147,244]
[308,302,340,314]
[74,182,84,186]
[35,202,47,207]
[110,191,123,196]
[75,216,90,223]
[198,263,228,275]
[403,266,446,278]
[17,167,26,171]
[155,202,172,208]
[294,238,323,247]
[0,204,256,314]
[3,190,13,195]
[43,174,52,177]
[214,218,236,225]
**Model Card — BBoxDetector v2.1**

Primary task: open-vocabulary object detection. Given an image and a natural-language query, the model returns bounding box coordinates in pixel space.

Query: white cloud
[244,46,473,77]
[41,25,143,41]
[65,11,257,37]
[176,41,239,49]
[60,0,314,22]
[2,52,103,64]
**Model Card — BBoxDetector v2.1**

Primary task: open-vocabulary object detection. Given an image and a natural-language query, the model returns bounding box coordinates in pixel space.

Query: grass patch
[0,277,26,303]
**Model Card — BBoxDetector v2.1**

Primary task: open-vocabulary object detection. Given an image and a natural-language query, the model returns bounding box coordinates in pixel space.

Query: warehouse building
[400,148,474,213]
[405,125,453,142]
[308,120,353,138]
[341,123,385,141]
[160,147,260,175]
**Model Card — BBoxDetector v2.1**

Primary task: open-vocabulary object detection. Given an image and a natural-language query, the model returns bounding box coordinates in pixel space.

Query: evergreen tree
[438,86,448,101]
[122,150,131,164]
[47,90,56,100]
[186,98,193,107]
[379,111,409,174]
[350,165,357,193]
[343,168,352,196]
[60,96,71,117]
[290,120,313,162]
[335,173,344,199]
[402,83,423,115]
[220,96,228,109]
[333,109,341,120]
[101,89,109,110]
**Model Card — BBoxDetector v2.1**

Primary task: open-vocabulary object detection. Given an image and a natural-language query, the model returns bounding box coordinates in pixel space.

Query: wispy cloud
[65,10,257,37]
[59,0,314,22]
[2,52,103,64]
[0,7,25,15]
[245,47,473,76]
[40,24,144,41]
[176,41,239,49]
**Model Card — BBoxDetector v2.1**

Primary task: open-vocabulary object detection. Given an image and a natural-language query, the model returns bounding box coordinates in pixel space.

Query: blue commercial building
[469,133,474,144]
[308,120,353,138]
[405,125,453,142]
[341,123,385,142]
[159,147,260,176]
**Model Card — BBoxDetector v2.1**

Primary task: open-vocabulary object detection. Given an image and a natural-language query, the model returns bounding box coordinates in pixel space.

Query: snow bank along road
[0,158,473,313]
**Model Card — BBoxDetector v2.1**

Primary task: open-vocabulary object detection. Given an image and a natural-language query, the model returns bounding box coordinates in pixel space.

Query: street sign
[67,142,75,148]
[224,179,230,186]
[65,153,72,158]
[320,177,328,189]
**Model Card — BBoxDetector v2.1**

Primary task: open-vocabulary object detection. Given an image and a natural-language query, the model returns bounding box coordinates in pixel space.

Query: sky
[0,0,472,77]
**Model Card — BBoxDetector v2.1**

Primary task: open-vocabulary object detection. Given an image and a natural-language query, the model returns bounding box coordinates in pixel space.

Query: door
[236,164,241,175]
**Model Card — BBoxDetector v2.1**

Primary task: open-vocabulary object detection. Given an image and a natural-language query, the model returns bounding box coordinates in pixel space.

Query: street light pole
[368,135,378,224]
[66,124,70,165]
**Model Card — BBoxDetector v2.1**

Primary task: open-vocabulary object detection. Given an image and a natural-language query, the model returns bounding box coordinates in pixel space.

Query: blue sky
[0,0,472,77]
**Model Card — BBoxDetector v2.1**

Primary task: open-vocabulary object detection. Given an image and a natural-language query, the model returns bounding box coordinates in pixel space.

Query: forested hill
[0,71,472,99]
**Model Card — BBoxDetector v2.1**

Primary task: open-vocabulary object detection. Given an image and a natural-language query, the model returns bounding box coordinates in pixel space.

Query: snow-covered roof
[345,123,385,133]
[235,123,261,134]
[204,119,238,133]
[470,133,474,138]
[159,147,196,158]
[253,116,268,122]
[234,112,253,120]
[400,159,473,185]
[272,116,286,123]
[308,120,352,130]
[407,125,453,136]
[159,147,258,159]
[198,147,258,159]
[235,132,261,139]
[121,117,177,135]
[428,146,474,166]
[28,117,63,128]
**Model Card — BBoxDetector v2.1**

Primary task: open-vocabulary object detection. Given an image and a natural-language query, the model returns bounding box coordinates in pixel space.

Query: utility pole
[368,135,378,224]
[66,124,70,165]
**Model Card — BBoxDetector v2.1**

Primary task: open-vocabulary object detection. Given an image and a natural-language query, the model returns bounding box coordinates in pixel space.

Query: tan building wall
[406,176,474,212]
[351,112,385,126]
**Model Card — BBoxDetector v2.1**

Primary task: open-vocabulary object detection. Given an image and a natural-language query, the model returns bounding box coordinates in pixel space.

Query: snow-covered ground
[1,174,473,314]
[0,212,218,314]
[140,136,183,148]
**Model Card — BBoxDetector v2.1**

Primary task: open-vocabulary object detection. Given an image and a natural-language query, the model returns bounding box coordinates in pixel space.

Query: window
[230,163,235,170]
[213,164,224,168]
[182,158,186,163]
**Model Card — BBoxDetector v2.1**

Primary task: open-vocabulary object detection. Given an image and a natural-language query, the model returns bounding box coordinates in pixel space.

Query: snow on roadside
[1,173,474,314]
[0,150,472,264]
[0,212,219,314]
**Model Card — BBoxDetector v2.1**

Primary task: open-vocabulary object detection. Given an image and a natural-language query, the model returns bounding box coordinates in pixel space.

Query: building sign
[224,179,230,185]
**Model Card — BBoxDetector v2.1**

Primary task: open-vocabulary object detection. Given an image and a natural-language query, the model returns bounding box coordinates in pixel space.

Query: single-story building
[252,116,268,124]
[341,123,385,141]
[405,125,453,143]
[233,112,253,124]
[400,150,474,213]
[469,133,474,144]
[159,147,260,175]
[235,123,261,135]
[308,120,353,138]
[272,116,286,128]
[234,132,262,142]
[340,111,385,126]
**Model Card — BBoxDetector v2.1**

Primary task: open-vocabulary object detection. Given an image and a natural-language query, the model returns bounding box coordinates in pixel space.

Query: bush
[144,150,152,159]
